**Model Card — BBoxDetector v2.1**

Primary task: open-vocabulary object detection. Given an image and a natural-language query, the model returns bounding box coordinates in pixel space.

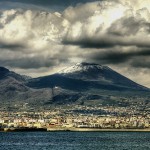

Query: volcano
[28,62,148,91]
[0,63,149,108]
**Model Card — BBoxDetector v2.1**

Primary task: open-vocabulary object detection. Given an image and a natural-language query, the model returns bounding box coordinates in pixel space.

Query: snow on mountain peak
[59,62,109,74]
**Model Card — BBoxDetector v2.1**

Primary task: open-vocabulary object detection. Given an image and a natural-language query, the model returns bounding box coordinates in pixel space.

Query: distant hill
[0,67,52,110]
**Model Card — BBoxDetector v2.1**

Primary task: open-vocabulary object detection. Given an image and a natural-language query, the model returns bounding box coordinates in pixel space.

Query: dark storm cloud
[0,0,97,7]
[0,56,68,69]
[88,48,150,67]
[63,38,115,48]
[63,36,150,49]
[0,42,25,50]
[90,51,130,64]
[63,37,150,49]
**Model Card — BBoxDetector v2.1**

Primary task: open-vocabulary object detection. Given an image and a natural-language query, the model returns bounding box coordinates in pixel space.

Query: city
[0,104,149,131]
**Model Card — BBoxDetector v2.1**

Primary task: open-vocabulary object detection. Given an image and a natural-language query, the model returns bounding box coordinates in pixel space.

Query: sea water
[0,132,149,150]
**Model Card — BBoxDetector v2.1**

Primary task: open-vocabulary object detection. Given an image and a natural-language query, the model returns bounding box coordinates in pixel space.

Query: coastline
[47,127,150,132]
[1,127,150,132]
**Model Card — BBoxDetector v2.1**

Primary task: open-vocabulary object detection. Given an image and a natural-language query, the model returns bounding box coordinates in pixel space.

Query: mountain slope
[0,67,28,92]
[28,62,148,92]
[0,67,52,109]
[59,62,147,90]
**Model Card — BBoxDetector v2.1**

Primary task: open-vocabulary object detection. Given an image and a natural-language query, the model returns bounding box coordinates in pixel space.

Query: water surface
[0,132,149,150]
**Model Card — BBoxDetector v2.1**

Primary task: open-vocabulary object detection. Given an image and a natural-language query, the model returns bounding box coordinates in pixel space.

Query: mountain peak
[59,62,109,74]
[56,62,149,91]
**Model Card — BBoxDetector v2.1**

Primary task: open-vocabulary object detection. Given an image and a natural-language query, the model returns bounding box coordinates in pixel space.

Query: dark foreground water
[0,132,150,150]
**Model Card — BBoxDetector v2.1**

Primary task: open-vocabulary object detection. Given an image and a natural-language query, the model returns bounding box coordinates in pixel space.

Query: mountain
[59,62,147,90]
[26,62,149,105]
[28,62,148,91]
[0,63,149,110]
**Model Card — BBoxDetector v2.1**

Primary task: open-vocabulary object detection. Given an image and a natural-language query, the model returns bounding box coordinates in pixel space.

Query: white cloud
[0,9,69,44]
[63,0,150,48]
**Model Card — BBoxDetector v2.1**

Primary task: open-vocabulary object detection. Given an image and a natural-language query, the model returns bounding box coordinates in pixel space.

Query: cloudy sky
[0,0,150,87]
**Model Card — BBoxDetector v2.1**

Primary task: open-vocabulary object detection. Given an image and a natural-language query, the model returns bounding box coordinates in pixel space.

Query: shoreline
[47,127,150,132]
[1,127,150,132]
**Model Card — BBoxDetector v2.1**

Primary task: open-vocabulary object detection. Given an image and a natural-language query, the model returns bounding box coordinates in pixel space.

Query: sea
[0,132,149,150]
